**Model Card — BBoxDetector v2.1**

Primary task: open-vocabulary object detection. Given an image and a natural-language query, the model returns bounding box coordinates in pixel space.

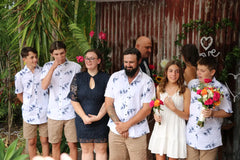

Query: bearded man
[105,48,155,160]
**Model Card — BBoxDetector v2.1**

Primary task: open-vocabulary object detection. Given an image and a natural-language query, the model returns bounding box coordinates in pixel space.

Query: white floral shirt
[105,69,155,138]
[186,77,232,150]
[15,65,48,124]
[41,60,81,120]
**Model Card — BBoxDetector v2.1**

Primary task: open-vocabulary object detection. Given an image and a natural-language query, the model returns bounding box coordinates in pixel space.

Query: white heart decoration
[200,36,213,51]
[225,73,240,102]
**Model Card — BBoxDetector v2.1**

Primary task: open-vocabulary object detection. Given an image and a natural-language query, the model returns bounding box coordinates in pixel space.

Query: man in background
[135,36,152,77]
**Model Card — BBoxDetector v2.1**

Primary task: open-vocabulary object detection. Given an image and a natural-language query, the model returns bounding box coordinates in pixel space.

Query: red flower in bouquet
[150,98,164,125]
[204,79,212,83]
[194,79,224,127]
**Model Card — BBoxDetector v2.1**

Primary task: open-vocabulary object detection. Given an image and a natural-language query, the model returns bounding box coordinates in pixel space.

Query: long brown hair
[158,60,186,94]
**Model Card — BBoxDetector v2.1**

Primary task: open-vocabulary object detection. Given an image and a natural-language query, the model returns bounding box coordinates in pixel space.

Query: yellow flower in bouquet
[150,98,164,125]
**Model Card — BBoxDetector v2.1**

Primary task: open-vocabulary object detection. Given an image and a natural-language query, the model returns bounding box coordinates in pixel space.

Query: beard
[124,66,139,77]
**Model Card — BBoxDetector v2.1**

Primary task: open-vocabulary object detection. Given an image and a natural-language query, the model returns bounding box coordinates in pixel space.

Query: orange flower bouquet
[150,98,164,125]
[193,79,224,127]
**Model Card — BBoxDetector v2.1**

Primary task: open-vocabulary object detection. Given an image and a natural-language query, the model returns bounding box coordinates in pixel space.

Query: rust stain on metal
[96,0,240,73]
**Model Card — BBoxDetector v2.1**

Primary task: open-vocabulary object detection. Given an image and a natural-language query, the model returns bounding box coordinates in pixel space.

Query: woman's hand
[164,96,176,112]
[88,114,100,122]
[82,115,92,125]
[154,113,161,123]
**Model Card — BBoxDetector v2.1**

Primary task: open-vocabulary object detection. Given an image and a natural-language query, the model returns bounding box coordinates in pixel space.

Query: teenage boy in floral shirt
[186,56,232,160]
[41,41,81,160]
[15,47,49,159]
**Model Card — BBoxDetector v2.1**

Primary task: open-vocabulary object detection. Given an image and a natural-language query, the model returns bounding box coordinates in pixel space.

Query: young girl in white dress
[148,60,191,160]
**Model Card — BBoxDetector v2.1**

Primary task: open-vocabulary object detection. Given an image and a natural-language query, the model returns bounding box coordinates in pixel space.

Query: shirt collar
[58,59,69,67]
[121,68,143,82]
[23,65,40,73]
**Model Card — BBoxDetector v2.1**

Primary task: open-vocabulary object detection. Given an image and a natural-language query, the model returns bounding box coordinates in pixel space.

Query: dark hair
[158,60,186,95]
[123,48,141,61]
[49,41,66,53]
[21,47,37,58]
[197,56,217,71]
[81,49,104,72]
[180,44,199,67]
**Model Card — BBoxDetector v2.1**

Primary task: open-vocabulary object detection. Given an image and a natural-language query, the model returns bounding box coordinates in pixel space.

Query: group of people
[15,36,232,160]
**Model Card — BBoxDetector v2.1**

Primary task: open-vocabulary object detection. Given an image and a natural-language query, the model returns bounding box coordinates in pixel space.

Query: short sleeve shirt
[15,65,48,124]
[41,60,81,120]
[186,78,232,150]
[104,69,155,138]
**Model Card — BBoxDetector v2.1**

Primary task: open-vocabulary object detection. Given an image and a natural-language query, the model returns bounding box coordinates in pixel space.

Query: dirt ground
[0,122,25,148]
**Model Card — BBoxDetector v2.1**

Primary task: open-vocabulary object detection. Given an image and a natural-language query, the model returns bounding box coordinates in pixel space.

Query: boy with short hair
[186,56,232,160]
[15,47,49,160]
[41,41,81,160]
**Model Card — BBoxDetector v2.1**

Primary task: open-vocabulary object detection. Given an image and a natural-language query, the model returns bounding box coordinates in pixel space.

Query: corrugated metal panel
[96,0,240,73]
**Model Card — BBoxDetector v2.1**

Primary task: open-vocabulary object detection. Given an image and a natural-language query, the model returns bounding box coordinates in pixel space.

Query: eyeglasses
[84,57,97,61]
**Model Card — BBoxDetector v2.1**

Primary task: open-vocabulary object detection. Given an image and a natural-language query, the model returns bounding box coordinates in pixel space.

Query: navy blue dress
[68,71,110,143]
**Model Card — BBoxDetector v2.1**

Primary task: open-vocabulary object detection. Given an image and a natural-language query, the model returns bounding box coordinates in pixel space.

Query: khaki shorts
[187,145,218,160]
[23,121,48,139]
[108,131,147,160]
[48,118,77,144]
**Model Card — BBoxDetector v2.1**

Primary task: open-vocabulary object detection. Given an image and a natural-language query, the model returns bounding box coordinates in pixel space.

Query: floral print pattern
[186,77,232,150]
[41,60,81,120]
[105,70,155,138]
[15,65,48,124]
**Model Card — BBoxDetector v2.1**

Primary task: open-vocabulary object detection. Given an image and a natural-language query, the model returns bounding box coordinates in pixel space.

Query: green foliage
[5,0,96,66]
[89,31,112,73]
[0,139,28,160]
[175,19,233,46]
[66,23,91,60]
[0,0,96,128]
[174,19,238,83]
[218,46,240,82]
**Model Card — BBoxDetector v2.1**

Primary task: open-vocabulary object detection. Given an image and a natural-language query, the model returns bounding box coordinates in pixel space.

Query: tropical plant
[89,30,112,73]
[1,0,96,149]
[0,1,22,144]
[6,0,95,66]
[0,139,28,160]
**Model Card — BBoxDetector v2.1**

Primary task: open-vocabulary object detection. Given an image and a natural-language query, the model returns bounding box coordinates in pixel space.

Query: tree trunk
[7,51,12,145]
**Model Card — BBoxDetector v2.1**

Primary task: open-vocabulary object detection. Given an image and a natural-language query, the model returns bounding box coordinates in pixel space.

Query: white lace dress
[148,91,187,158]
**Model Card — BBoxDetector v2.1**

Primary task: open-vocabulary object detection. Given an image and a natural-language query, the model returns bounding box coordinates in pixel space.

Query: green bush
[0,138,28,160]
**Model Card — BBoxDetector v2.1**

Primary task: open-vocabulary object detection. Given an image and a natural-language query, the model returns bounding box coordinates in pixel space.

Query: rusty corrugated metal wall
[95,0,240,73]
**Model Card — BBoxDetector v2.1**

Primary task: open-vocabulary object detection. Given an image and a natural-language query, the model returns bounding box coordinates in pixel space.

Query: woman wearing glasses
[68,49,110,160]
